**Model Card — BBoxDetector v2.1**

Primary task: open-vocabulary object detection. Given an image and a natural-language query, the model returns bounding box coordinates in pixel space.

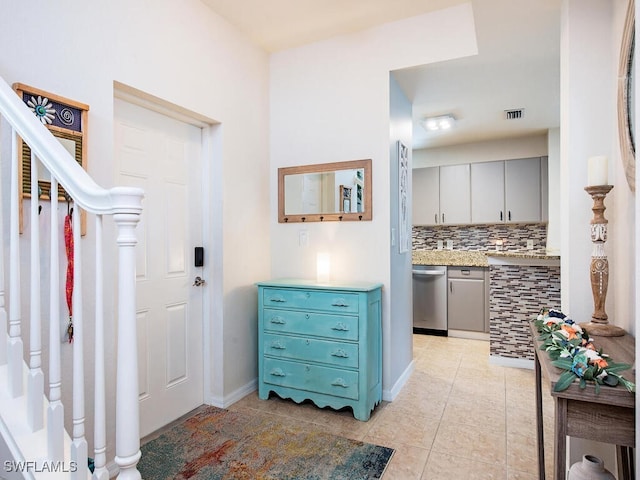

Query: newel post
[114,209,142,480]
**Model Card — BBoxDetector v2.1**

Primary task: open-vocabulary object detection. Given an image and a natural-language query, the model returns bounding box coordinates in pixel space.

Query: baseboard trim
[488,355,534,370]
[206,379,257,408]
[382,360,414,402]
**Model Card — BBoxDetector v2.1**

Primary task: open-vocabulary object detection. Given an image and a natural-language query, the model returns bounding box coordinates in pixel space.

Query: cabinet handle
[435,213,438,224]
[331,298,349,307]
[331,349,349,358]
[450,281,453,293]
[331,378,349,388]
[270,368,286,377]
[500,211,503,221]
[269,295,286,303]
[270,316,286,325]
[442,213,445,223]
[331,322,349,332]
[508,210,512,221]
[270,341,286,350]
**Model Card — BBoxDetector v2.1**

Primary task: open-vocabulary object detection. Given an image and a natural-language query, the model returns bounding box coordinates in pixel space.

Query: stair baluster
[8,128,23,398]
[70,207,88,480]
[28,149,44,431]
[93,215,109,480]
[48,177,64,461]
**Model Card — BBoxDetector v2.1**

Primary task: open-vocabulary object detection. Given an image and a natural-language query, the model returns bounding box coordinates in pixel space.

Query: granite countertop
[412,249,560,267]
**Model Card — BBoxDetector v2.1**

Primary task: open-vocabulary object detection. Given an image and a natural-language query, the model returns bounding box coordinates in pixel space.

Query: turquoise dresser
[256,279,383,421]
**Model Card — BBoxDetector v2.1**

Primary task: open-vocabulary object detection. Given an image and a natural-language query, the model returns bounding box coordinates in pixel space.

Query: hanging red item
[64,212,74,342]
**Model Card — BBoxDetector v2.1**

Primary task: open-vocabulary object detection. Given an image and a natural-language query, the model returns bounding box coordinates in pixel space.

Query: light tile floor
[230,334,557,480]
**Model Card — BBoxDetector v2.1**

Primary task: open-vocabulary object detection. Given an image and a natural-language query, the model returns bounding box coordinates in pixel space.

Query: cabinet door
[505,157,541,222]
[439,164,470,224]
[412,166,439,225]
[448,278,485,332]
[471,161,505,223]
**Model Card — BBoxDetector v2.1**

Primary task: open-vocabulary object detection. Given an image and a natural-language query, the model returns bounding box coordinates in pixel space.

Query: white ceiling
[201,0,561,150]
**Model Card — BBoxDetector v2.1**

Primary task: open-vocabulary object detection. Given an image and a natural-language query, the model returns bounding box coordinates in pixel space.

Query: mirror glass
[278,159,372,222]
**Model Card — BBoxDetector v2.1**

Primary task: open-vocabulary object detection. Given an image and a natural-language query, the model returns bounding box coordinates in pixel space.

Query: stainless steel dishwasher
[412,265,448,335]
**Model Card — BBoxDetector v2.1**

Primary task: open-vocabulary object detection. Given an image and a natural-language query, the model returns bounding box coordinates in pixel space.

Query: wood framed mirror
[278,159,372,223]
[617,0,635,191]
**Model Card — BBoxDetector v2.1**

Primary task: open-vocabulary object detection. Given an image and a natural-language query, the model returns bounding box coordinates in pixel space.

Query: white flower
[27,95,56,124]
[582,349,603,362]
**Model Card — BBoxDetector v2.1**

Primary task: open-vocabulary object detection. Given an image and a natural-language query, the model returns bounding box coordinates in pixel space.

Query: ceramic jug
[568,455,615,480]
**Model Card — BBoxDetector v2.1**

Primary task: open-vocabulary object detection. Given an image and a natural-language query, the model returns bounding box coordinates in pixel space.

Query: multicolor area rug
[138,406,394,480]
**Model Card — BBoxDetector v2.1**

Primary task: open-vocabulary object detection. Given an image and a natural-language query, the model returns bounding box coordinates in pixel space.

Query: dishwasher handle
[412,269,446,276]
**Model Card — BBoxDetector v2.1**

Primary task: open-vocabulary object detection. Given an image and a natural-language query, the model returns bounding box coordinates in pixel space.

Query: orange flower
[561,324,578,340]
[592,357,608,369]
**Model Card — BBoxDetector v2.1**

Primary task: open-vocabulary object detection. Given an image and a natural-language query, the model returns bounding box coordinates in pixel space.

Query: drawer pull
[331,322,349,332]
[269,295,287,303]
[270,368,286,377]
[270,341,286,350]
[331,298,350,307]
[331,378,349,388]
[270,316,286,325]
[331,349,349,358]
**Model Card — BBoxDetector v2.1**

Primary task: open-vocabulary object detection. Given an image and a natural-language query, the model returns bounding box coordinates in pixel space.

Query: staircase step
[0,363,90,479]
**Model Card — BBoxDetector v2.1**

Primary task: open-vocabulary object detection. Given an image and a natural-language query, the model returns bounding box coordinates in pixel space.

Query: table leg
[534,349,545,480]
[554,397,568,480]
[616,445,635,480]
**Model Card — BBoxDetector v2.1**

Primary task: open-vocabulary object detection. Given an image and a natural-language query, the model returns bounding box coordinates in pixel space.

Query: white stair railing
[0,75,144,479]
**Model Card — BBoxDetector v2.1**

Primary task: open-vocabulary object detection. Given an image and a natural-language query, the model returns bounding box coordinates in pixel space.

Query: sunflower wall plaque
[13,83,89,234]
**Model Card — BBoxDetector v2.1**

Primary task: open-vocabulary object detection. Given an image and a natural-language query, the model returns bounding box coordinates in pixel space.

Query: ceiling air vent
[505,108,524,120]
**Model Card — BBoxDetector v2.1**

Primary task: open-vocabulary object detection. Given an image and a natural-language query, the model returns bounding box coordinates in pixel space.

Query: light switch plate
[299,230,309,247]
[437,240,443,250]
[446,239,454,250]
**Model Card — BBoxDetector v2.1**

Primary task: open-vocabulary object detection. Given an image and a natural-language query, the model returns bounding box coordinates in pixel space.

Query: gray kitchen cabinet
[471,157,545,224]
[412,166,439,225]
[447,267,488,332]
[439,164,470,224]
[505,157,542,223]
[470,161,505,223]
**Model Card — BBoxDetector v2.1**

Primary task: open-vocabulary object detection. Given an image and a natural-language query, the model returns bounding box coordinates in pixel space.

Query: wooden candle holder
[580,185,625,336]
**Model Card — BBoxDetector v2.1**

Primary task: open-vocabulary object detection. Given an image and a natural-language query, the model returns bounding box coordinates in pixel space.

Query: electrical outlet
[436,240,443,250]
[446,239,453,250]
[527,239,534,250]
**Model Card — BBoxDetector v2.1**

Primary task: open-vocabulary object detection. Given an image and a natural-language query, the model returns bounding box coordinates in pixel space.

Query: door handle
[193,276,206,287]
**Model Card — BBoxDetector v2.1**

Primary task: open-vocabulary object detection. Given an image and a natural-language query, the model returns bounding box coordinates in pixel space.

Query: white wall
[388,73,414,398]
[561,0,635,470]
[413,134,549,168]
[0,0,270,465]
[547,128,561,252]
[561,0,634,333]
[269,4,478,395]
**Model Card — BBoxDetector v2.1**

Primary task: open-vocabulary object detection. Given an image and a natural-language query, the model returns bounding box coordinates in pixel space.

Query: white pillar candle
[316,252,330,283]
[587,155,608,186]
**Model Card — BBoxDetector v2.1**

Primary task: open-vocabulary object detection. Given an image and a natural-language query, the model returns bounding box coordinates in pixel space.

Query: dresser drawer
[263,308,358,341]
[263,288,359,314]
[263,333,359,368]
[263,358,359,400]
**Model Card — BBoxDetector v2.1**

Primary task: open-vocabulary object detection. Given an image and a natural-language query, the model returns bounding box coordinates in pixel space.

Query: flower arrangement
[534,308,635,393]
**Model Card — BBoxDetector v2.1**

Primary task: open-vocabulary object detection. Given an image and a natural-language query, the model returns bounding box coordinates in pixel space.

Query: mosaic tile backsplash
[489,264,561,361]
[412,223,547,252]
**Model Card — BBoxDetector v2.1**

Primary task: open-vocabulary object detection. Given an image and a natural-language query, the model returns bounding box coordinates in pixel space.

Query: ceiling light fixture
[422,114,456,132]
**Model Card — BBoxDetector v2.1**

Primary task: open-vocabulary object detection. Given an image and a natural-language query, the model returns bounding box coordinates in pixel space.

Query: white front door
[114,98,204,438]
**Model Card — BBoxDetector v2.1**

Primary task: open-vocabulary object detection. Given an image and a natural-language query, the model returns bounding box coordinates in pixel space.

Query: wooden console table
[530,321,635,479]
